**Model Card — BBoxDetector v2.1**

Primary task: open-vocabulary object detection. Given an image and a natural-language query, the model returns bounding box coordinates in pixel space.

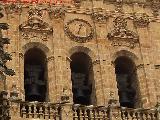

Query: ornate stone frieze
[49,7,66,19]
[21,31,50,41]
[133,13,150,28]
[107,16,139,48]
[4,3,22,14]
[91,12,109,23]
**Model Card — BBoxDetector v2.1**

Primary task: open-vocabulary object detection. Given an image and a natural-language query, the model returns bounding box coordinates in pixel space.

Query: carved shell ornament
[64,19,94,43]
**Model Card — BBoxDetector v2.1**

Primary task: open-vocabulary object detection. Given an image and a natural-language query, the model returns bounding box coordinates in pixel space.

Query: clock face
[64,19,94,43]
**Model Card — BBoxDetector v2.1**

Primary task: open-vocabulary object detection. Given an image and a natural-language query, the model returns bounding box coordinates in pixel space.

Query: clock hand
[77,24,83,34]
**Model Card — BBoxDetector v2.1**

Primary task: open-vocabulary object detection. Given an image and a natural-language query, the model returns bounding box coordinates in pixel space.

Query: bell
[75,88,87,101]
[120,91,131,107]
[27,84,42,100]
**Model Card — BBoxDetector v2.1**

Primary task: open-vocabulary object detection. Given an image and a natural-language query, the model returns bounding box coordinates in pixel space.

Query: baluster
[121,108,126,120]
[135,111,141,120]
[99,109,103,120]
[79,107,83,120]
[86,105,94,120]
[50,106,55,119]
[55,104,61,120]
[39,105,43,119]
[73,105,79,119]
[83,107,87,119]
[131,110,137,120]
[44,103,49,119]
[28,104,32,118]
[125,110,129,120]
[48,103,51,119]
[102,108,108,120]
[21,104,26,118]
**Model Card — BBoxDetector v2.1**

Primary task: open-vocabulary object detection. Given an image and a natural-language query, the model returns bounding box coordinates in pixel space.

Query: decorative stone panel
[107,16,139,48]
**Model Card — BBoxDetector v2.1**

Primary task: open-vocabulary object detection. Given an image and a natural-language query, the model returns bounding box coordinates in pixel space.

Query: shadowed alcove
[24,48,48,102]
[115,56,139,108]
[70,52,94,105]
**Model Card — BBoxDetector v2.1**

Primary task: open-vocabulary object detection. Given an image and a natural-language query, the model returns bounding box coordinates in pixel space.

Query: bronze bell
[120,91,131,107]
[27,84,42,100]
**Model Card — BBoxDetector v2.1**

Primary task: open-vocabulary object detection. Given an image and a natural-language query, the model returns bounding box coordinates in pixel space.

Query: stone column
[92,59,105,105]
[47,55,56,102]
[18,53,25,101]
[136,64,149,107]
[136,24,157,107]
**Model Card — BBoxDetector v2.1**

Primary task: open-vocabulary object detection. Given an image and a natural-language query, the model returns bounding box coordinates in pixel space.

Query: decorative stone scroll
[49,7,66,19]
[133,13,150,28]
[107,16,139,48]
[91,12,109,23]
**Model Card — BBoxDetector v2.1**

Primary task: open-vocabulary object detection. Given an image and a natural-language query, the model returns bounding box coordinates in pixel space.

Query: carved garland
[64,19,94,43]
[107,16,139,48]
[49,7,66,19]
[91,12,109,23]
[133,13,150,28]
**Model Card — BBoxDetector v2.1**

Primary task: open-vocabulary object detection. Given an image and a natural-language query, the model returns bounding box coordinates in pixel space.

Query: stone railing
[0,91,159,120]
[20,101,61,119]
[17,102,160,120]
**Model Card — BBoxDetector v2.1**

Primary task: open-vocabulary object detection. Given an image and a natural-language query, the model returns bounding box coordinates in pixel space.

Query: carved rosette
[133,13,150,28]
[91,12,109,23]
[4,3,22,14]
[107,16,139,48]
[49,7,66,19]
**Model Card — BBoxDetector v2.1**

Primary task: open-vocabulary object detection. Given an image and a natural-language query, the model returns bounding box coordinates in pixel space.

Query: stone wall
[0,0,159,109]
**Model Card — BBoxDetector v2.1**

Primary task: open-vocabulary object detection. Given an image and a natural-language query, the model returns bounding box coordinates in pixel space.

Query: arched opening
[115,56,139,108]
[24,48,48,102]
[70,52,94,105]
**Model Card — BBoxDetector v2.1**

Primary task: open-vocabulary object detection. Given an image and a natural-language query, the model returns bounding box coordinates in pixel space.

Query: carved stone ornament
[49,7,66,19]
[73,0,81,7]
[19,7,52,41]
[133,13,150,28]
[4,3,22,14]
[19,7,52,34]
[151,2,160,17]
[91,12,109,23]
[115,0,123,13]
[64,19,94,43]
[107,16,139,48]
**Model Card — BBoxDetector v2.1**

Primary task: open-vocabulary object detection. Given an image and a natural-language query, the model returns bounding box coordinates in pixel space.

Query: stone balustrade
[0,90,160,120]
[20,101,61,119]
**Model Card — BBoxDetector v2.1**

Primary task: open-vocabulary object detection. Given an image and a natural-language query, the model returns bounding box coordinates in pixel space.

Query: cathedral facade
[0,0,160,119]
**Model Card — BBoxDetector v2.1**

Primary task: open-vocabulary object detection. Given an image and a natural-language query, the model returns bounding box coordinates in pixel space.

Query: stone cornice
[1,2,160,23]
